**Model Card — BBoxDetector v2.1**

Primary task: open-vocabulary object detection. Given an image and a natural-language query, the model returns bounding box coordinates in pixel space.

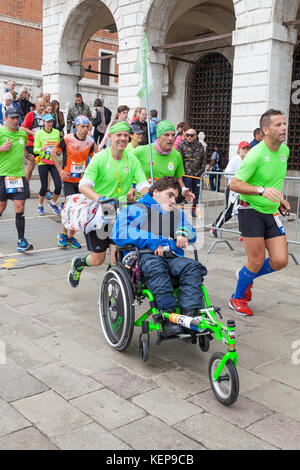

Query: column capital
[233,22,297,46]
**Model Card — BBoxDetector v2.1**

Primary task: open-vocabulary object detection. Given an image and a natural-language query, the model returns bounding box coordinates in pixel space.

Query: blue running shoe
[37,205,44,216]
[45,191,53,200]
[17,238,33,252]
[57,233,68,248]
[49,203,61,216]
[68,257,83,288]
[67,237,81,249]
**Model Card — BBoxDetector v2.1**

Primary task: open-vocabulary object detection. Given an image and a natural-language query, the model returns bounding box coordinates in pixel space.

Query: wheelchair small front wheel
[139,337,149,362]
[99,266,135,351]
[208,352,239,406]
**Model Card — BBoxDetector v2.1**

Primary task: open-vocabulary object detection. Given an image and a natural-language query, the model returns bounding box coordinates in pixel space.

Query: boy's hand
[176,236,188,249]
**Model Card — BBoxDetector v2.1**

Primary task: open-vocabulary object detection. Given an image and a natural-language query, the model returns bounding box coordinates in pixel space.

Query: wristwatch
[257,186,265,196]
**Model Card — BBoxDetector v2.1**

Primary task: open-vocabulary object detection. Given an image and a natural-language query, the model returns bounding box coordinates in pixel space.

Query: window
[99,50,116,87]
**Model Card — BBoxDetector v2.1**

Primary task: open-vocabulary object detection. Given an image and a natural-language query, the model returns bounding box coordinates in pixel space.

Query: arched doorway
[186,53,233,157]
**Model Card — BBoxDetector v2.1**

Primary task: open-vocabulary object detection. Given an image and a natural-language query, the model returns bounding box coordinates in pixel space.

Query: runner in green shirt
[0,108,34,251]
[134,120,195,204]
[33,114,61,216]
[229,109,290,317]
[68,120,150,288]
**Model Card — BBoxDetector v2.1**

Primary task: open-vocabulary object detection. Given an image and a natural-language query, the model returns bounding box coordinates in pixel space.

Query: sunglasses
[186,133,196,138]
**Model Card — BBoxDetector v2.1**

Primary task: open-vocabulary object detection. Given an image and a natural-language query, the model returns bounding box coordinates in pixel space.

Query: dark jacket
[134,120,149,145]
[67,102,92,132]
[177,140,206,177]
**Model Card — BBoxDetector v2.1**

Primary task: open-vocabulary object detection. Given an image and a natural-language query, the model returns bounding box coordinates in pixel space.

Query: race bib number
[41,142,56,164]
[273,212,285,235]
[5,177,24,194]
[70,162,86,178]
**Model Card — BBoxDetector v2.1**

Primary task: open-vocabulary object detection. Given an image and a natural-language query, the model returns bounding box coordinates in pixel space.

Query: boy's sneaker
[229,295,253,316]
[67,237,81,249]
[17,238,33,252]
[68,257,83,288]
[208,224,218,238]
[49,203,61,216]
[37,205,44,216]
[57,233,68,248]
[45,191,53,200]
[235,269,253,302]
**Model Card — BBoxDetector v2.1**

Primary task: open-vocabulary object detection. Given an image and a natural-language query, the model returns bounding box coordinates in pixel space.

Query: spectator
[208,141,251,238]
[0,93,13,125]
[174,122,189,150]
[250,128,263,148]
[131,107,141,122]
[18,88,33,117]
[150,109,160,143]
[134,107,148,145]
[177,127,206,217]
[67,93,92,133]
[51,100,65,137]
[207,145,224,192]
[10,91,24,124]
[114,105,129,122]
[4,80,17,96]
[91,98,112,145]
[43,92,51,105]
[126,124,144,153]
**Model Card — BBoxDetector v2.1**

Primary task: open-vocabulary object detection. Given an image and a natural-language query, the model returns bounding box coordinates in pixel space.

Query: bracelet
[181,186,188,196]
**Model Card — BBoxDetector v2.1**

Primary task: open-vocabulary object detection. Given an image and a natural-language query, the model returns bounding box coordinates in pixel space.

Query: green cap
[109,121,130,135]
[156,120,176,138]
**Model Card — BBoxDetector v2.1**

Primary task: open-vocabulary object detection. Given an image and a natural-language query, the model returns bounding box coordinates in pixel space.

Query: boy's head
[149,177,181,212]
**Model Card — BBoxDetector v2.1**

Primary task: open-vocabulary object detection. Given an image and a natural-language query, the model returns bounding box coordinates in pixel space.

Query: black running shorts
[84,225,115,253]
[63,181,80,198]
[238,207,285,239]
[0,176,30,202]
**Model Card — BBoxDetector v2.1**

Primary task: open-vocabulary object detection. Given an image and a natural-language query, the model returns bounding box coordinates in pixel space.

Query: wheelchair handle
[98,198,119,210]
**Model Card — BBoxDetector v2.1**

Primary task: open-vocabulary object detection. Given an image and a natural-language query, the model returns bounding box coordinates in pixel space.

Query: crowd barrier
[192,171,300,265]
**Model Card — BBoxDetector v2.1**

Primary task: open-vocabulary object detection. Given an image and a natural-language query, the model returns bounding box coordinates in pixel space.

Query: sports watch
[257,186,265,196]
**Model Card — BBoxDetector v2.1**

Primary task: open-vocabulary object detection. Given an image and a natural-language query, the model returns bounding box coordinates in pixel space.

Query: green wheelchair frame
[99,245,239,406]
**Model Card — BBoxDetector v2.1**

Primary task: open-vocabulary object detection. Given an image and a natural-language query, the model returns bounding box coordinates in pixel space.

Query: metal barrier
[198,171,300,264]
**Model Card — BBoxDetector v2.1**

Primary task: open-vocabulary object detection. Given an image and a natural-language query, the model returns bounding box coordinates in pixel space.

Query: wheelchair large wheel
[99,266,135,351]
[208,352,239,406]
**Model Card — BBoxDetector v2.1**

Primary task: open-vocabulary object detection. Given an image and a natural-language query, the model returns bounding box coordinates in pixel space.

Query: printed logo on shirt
[265,156,270,162]
[281,155,286,162]
[19,138,24,145]
[168,161,174,171]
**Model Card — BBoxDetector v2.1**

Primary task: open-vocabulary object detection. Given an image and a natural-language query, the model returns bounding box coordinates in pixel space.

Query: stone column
[229,19,297,154]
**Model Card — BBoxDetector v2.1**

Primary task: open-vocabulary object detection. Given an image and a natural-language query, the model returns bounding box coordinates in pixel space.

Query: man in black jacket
[133,108,149,145]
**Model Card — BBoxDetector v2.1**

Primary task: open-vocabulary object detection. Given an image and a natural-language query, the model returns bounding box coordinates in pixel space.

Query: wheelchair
[99,241,240,406]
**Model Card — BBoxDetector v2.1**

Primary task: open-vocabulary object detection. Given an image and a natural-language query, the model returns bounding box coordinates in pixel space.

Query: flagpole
[145,84,154,185]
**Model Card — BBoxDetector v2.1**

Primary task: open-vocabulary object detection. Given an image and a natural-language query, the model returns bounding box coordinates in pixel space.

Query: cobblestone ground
[0,196,300,450]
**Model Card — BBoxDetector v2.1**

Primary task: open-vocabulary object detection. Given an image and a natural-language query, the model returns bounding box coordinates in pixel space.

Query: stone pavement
[0,199,300,450]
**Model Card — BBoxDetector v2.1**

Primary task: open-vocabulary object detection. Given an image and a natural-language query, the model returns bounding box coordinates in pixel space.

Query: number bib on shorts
[70,162,86,178]
[5,176,24,194]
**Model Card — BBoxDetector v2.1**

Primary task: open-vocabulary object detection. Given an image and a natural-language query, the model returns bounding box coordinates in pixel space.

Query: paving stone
[175,413,277,450]
[234,365,271,394]
[255,356,300,390]
[244,380,300,422]
[70,389,146,430]
[9,319,54,340]
[12,391,92,438]
[0,398,30,437]
[131,388,202,426]
[0,427,58,450]
[53,318,107,351]
[152,368,211,398]
[0,359,49,402]
[92,365,158,399]
[34,310,77,327]
[0,304,28,326]
[52,423,131,450]
[35,334,116,375]
[188,390,273,428]
[246,413,300,450]
[113,415,204,450]
[29,362,103,400]
[238,329,292,356]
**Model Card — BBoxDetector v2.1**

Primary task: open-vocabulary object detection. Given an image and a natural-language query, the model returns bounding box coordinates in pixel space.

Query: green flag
[135,33,153,100]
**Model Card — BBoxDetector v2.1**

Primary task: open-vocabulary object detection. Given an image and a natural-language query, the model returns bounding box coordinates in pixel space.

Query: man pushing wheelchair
[112,176,207,338]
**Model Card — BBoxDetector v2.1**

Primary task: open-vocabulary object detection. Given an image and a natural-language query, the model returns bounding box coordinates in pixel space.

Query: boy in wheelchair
[112,176,207,337]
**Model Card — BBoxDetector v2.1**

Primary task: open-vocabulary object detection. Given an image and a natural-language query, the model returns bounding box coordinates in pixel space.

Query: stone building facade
[41,0,300,173]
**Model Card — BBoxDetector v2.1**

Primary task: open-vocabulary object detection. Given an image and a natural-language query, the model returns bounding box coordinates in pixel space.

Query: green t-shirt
[0,126,27,177]
[82,148,148,201]
[126,142,136,154]
[235,140,289,214]
[134,144,185,181]
[33,128,60,166]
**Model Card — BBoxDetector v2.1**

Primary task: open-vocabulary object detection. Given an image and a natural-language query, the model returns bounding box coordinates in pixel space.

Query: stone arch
[272,0,300,23]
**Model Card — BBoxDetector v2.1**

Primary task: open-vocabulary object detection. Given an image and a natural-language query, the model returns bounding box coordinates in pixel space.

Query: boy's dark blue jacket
[112,192,196,256]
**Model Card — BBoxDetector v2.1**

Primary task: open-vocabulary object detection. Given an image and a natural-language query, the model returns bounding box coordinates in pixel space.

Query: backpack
[91,110,101,127]
[217,149,228,170]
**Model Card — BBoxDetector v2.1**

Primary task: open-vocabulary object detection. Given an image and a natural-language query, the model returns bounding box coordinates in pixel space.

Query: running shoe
[57,233,68,248]
[235,268,253,302]
[229,295,253,316]
[49,203,61,216]
[37,205,44,216]
[45,191,53,200]
[67,237,81,249]
[17,238,33,252]
[68,257,83,288]
[208,223,218,238]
